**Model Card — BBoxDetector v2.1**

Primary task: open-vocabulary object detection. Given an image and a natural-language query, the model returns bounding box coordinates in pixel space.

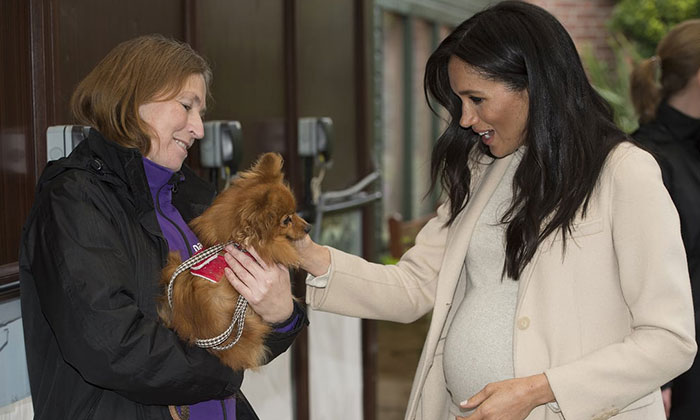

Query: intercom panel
[46,125,91,162]
[201,120,243,171]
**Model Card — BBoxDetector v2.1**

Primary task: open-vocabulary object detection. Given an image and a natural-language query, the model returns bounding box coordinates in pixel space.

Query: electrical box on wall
[46,125,91,162]
[200,120,243,172]
[298,117,333,164]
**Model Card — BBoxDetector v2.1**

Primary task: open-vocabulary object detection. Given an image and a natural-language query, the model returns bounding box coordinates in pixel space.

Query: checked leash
[167,240,248,350]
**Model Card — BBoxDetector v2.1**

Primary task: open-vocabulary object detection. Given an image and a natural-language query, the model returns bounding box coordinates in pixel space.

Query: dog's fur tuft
[158,152,309,371]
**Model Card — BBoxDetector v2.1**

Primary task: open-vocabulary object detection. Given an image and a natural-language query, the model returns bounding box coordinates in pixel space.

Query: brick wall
[526,0,617,62]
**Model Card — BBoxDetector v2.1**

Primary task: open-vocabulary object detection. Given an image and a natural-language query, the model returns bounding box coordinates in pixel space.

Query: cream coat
[306,143,697,420]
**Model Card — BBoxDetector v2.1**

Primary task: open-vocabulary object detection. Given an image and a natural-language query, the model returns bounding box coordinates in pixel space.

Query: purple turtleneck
[143,157,237,420]
[143,157,202,260]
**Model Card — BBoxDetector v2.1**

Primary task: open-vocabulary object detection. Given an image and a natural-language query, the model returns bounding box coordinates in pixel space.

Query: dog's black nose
[304,223,312,234]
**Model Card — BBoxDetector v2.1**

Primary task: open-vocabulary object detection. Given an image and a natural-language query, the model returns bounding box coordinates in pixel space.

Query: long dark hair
[424,1,626,279]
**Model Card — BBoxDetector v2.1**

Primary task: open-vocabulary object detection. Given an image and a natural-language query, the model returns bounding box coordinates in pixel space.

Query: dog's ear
[241,152,284,184]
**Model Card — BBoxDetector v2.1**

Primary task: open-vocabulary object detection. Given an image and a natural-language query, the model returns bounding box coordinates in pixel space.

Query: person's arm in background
[296,202,451,323]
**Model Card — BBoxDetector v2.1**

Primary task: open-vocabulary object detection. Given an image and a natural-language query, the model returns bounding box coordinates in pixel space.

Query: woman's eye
[469,96,483,104]
[181,103,192,111]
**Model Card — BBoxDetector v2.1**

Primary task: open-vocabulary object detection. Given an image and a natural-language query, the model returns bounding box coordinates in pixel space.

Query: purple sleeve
[273,314,300,333]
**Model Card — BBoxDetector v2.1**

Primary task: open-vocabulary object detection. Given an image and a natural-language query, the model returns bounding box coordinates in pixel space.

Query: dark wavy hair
[424,1,626,279]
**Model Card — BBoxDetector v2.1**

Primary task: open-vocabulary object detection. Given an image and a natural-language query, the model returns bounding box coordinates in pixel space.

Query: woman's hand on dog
[295,234,331,277]
[223,245,294,324]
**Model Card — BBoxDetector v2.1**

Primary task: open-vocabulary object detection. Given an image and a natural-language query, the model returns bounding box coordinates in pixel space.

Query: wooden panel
[55,0,186,125]
[195,0,287,170]
[297,0,358,191]
[0,0,34,294]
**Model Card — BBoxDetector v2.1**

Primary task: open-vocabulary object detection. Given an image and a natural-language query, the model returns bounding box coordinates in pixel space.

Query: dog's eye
[282,215,292,226]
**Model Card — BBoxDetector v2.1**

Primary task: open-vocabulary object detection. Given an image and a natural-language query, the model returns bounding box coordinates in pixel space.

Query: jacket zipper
[220,400,228,420]
[156,183,193,258]
[159,180,227,419]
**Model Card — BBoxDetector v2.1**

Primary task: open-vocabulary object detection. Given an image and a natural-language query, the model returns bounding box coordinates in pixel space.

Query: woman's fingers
[460,386,489,411]
[224,246,264,300]
[222,244,294,323]
[240,244,268,270]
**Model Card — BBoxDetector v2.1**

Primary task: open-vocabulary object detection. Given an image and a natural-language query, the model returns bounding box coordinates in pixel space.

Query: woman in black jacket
[18,34,307,420]
[631,19,700,420]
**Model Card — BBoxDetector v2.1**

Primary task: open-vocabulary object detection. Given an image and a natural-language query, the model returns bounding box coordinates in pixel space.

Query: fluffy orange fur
[158,152,310,371]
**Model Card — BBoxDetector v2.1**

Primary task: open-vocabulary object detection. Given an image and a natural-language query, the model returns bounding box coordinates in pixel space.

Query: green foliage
[379,254,399,265]
[610,0,700,57]
[583,0,700,133]
[581,35,641,133]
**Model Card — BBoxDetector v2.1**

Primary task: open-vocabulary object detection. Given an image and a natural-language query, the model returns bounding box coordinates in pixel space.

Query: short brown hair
[70,34,212,154]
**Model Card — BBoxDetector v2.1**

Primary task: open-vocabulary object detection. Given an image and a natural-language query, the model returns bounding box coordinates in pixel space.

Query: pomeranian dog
[158,152,310,371]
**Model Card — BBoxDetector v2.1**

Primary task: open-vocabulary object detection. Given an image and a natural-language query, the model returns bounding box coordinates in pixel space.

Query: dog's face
[234,180,310,267]
[192,152,310,267]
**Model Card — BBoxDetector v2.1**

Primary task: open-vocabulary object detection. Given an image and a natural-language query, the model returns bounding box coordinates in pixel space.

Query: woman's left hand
[457,374,555,420]
[223,244,294,324]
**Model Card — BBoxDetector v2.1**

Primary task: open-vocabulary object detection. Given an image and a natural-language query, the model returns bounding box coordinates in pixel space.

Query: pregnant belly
[442,287,517,405]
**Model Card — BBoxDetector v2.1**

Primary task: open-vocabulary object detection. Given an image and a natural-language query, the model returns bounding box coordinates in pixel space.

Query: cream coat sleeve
[306,201,451,323]
[544,147,697,419]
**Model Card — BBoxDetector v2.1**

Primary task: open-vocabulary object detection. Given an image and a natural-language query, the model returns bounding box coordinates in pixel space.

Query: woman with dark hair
[296,2,696,419]
[19,34,307,420]
[630,19,700,420]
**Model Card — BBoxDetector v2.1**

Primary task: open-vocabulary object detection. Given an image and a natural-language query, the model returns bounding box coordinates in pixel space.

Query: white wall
[309,309,363,420]
[0,298,32,420]
[242,347,295,420]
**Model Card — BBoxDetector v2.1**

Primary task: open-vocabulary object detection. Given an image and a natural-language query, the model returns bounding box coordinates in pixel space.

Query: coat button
[517,316,530,330]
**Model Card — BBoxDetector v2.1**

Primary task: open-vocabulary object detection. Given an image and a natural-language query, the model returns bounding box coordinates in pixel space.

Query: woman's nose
[189,113,204,139]
[459,104,479,128]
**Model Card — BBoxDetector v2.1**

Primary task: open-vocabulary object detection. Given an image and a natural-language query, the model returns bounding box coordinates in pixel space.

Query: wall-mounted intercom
[46,125,90,162]
[200,120,243,191]
[298,117,333,165]
[298,117,334,223]
[200,120,243,172]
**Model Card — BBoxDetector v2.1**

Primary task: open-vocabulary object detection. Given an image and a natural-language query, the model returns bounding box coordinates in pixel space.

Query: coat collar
[655,102,700,145]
